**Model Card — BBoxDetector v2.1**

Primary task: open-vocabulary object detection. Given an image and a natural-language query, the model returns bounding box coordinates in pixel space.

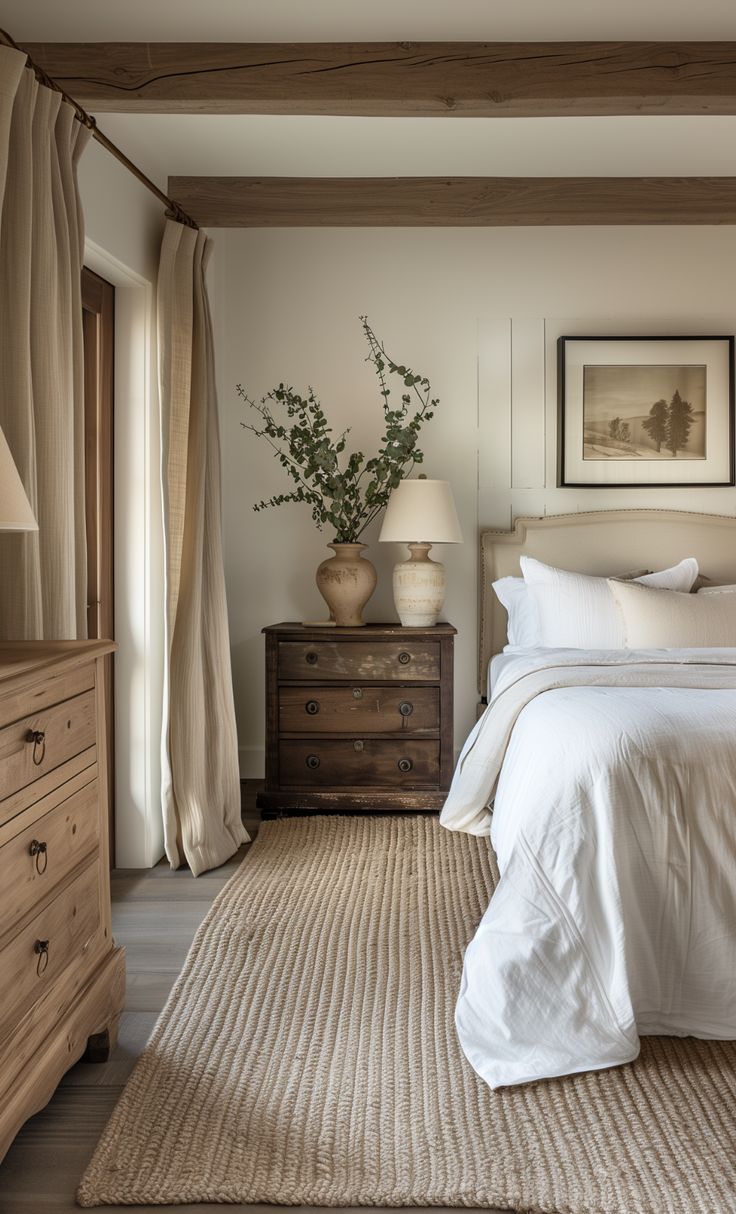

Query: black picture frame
[557,334,735,489]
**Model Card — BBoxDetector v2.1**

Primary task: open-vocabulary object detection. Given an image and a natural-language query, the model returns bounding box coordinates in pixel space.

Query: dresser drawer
[279,685,439,735]
[0,689,96,810]
[0,777,99,938]
[280,738,440,788]
[0,861,100,1045]
[278,640,440,682]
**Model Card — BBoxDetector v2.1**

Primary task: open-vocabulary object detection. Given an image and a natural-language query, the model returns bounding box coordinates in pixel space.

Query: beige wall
[211,226,736,775]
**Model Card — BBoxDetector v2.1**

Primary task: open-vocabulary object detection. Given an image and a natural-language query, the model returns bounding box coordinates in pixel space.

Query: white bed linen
[442,648,736,1089]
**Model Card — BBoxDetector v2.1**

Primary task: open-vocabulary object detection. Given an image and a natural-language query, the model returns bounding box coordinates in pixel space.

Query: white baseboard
[239,746,265,780]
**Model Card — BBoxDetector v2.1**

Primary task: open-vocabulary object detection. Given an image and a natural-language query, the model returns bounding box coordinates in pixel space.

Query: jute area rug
[78,815,736,1212]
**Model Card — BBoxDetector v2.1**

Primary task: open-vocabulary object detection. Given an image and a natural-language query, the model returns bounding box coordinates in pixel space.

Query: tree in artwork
[665,389,694,457]
[642,398,669,453]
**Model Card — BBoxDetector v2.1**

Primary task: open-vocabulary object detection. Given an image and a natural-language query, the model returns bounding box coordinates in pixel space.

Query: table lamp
[0,426,37,532]
[379,477,462,626]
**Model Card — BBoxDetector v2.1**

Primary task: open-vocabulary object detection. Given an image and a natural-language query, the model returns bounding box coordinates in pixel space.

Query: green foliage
[237,318,438,543]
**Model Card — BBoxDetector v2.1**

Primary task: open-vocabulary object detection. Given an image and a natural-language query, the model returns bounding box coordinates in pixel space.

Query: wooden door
[82,267,115,862]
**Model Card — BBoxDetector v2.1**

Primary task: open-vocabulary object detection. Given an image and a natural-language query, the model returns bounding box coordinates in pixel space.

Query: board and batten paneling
[212,228,736,775]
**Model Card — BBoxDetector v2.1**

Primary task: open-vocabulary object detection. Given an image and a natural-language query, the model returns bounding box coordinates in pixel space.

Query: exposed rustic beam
[23,42,736,116]
[167,176,736,227]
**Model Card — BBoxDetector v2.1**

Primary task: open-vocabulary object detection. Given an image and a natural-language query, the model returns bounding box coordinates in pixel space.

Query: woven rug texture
[77,815,736,1212]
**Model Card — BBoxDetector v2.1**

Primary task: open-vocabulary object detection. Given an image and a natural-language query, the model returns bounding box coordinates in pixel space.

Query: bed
[441,509,736,1090]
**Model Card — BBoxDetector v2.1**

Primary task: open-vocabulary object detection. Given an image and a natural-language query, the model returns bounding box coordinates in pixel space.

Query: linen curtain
[158,218,248,875]
[0,45,90,639]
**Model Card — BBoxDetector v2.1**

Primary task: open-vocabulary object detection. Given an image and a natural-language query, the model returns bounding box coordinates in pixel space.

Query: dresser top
[0,640,116,685]
[263,622,456,637]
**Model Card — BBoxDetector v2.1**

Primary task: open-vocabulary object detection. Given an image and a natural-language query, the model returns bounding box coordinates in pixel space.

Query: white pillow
[610,578,736,648]
[698,584,736,596]
[491,577,540,647]
[520,556,699,649]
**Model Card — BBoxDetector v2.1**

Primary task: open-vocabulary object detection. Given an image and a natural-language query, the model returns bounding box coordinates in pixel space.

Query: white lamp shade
[379,478,462,544]
[0,426,37,531]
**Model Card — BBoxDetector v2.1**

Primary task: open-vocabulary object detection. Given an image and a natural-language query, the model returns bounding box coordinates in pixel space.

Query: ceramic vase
[316,542,377,627]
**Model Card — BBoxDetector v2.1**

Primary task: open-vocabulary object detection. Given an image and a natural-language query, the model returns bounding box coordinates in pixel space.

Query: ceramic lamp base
[392,543,445,627]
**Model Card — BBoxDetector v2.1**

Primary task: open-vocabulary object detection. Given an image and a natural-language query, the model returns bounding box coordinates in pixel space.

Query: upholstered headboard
[479,509,736,694]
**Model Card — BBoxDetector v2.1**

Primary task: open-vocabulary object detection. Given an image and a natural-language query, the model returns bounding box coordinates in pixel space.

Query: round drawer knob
[34,938,50,976]
[306,754,320,770]
[353,739,364,752]
[305,651,318,666]
[398,651,411,666]
[352,687,363,700]
[305,700,320,715]
[398,701,413,717]
[398,757,413,773]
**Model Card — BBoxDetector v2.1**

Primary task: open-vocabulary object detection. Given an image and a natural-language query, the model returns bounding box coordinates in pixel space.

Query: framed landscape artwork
[557,335,735,488]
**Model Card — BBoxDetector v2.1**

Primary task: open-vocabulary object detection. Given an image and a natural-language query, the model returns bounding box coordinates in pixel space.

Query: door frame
[83,238,165,870]
[82,265,115,859]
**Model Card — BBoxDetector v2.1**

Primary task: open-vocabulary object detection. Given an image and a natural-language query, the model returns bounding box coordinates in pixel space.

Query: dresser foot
[83,1014,120,1063]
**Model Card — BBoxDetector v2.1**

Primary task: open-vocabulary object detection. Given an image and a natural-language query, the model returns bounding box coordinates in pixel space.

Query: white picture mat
[562,338,732,485]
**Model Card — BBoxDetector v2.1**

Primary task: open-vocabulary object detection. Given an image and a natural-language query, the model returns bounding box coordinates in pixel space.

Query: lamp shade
[379,478,462,544]
[0,426,37,531]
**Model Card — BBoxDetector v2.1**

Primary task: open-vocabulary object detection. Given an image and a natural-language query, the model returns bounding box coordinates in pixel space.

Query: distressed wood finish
[23,42,736,117]
[0,642,124,1164]
[279,685,439,735]
[167,175,736,228]
[278,636,440,681]
[260,622,455,814]
[280,739,441,788]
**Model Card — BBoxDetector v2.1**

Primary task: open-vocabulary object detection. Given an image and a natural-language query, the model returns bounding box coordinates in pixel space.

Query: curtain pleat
[0,46,90,639]
[159,218,248,875]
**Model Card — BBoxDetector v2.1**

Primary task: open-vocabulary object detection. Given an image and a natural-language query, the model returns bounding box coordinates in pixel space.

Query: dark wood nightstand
[258,622,456,815]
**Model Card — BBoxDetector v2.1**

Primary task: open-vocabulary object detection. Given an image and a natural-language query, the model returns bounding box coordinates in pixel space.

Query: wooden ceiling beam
[23,42,736,116]
[167,176,736,227]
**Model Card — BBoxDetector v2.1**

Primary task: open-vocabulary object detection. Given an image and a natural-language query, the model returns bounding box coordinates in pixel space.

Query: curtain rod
[0,27,199,230]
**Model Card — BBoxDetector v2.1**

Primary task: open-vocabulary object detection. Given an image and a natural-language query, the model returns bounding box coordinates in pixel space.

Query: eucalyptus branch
[239,319,439,543]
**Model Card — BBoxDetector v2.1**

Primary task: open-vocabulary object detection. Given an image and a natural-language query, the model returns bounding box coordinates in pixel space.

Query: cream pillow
[609,578,736,648]
[520,556,699,648]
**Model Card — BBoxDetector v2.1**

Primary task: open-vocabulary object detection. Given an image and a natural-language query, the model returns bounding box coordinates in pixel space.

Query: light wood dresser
[0,641,125,1163]
[258,622,455,815]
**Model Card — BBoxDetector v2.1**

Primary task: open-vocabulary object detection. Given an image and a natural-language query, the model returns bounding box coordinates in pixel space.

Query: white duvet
[440,648,736,1089]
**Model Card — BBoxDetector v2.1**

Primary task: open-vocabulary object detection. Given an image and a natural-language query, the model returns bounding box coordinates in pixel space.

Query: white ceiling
[5,1,736,193]
[6,0,736,41]
[97,115,736,190]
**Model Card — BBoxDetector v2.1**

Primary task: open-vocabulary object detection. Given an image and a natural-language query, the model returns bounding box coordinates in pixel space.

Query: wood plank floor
[0,789,507,1214]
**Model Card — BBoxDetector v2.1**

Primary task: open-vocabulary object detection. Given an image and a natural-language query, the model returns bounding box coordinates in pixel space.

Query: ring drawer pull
[34,939,50,976]
[305,700,320,715]
[29,839,48,874]
[305,651,318,666]
[353,739,364,752]
[306,754,320,769]
[27,729,46,766]
[398,757,413,773]
[398,651,411,666]
[398,701,414,717]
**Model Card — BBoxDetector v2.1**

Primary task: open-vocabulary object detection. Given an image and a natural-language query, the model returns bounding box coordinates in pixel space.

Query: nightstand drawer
[278,640,440,682]
[280,738,440,788]
[279,685,439,735]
